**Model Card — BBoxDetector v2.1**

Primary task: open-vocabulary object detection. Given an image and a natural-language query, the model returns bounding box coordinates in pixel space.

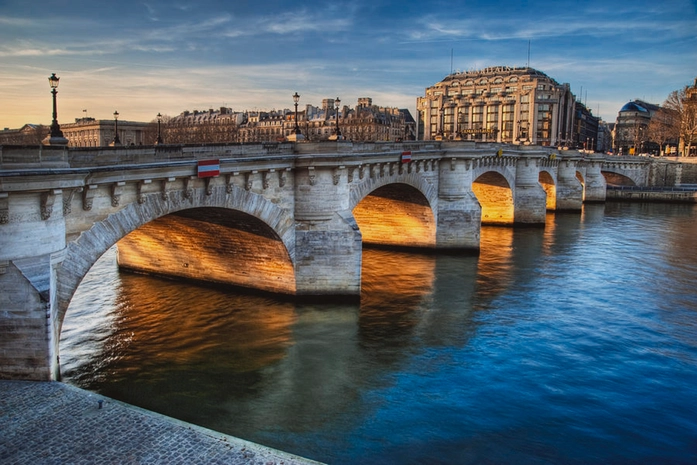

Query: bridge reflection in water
[59,203,697,464]
[60,221,523,446]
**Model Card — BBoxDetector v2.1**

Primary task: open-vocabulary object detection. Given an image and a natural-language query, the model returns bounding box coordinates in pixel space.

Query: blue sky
[1,0,696,129]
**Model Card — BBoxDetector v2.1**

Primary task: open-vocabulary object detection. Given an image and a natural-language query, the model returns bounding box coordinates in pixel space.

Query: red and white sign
[197,159,220,178]
[401,151,412,163]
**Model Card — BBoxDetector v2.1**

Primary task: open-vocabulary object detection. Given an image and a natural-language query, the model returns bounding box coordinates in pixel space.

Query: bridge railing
[1,141,596,172]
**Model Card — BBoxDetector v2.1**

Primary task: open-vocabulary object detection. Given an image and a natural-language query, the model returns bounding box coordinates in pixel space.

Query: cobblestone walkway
[0,380,323,465]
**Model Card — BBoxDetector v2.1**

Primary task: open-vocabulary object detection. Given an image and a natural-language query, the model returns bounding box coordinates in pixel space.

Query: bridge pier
[583,155,607,202]
[556,158,584,210]
[0,191,66,380]
[437,158,481,249]
[294,165,362,298]
[513,154,547,224]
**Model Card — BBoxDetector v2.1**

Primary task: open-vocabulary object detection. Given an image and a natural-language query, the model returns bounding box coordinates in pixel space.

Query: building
[60,117,152,147]
[0,124,47,145]
[235,98,414,143]
[597,121,614,154]
[417,66,575,146]
[574,101,600,151]
[166,108,244,144]
[613,100,660,155]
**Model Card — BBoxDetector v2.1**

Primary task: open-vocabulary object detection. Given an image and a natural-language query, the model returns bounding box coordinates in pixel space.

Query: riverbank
[607,185,697,203]
[0,380,323,465]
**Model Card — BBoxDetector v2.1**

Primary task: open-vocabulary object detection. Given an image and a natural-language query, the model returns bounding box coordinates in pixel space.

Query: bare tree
[663,87,697,156]
[647,106,679,155]
[0,125,49,145]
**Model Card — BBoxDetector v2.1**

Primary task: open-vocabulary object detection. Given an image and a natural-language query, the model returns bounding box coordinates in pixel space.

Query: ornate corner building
[417,66,576,147]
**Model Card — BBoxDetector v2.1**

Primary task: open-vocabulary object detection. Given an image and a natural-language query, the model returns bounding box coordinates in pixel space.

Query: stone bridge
[0,141,651,380]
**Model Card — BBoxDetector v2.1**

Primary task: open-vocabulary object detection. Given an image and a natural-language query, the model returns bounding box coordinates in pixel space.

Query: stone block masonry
[0,380,323,464]
[1,141,648,380]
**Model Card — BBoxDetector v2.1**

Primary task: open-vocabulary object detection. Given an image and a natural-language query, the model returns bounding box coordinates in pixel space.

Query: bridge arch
[602,171,636,187]
[539,169,557,210]
[352,183,436,249]
[472,171,514,225]
[349,172,438,249]
[348,170,438,210]
[56,184,295,332]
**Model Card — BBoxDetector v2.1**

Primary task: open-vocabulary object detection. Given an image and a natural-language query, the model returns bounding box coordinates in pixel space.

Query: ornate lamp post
[334,97,342,139]
[293,92,301,134]
[111,110,121,146]
[287,92,305,141]
[45,73,68,145]
[155,112,163,145]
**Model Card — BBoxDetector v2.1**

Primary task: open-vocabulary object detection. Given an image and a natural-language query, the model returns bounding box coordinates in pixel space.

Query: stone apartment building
[613,100,660,155]
[60,117,152,147]
[417,66,576,146]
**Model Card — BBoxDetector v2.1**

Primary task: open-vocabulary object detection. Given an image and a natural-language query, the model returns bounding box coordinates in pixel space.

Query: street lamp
[45,73,68,145]
[112,110,121,146]
[293,92,301,134]
[334,97,342,139]
[287,92,305,141]
[155,112,163,145]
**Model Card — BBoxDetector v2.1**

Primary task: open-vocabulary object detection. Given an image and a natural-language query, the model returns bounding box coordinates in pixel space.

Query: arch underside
[352,182,436,249]
[117,208,295,295]
[602,171,637,187]
[539,170,557,210]
[56,185,295,331]
[472,171,514,225]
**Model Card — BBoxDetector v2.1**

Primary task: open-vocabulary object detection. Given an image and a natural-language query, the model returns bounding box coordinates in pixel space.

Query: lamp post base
[287,133,305,142]
[43,135,69,146]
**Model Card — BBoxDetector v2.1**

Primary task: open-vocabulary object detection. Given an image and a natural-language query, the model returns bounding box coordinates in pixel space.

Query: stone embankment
[607,185,697,203]
[0,380,323,465]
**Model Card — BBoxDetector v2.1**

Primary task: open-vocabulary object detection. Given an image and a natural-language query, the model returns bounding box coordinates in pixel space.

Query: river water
[60,202,697,464]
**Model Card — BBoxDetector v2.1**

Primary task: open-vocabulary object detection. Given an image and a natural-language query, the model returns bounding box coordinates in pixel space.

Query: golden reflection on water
[97,272,298,382]
[476,225,515,298]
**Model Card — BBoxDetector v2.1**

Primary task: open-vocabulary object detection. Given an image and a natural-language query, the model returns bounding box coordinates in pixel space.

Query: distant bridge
[0,141,652,380]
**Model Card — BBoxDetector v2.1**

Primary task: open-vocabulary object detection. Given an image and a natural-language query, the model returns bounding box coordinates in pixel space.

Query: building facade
[574,101,600,151]
[417,66,575,146]
[613,100,660,155]
[60,117,152,147]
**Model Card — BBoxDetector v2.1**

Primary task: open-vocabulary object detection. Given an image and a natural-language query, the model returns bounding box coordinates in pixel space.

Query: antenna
[450,48,454,74]
[526,40,530,68]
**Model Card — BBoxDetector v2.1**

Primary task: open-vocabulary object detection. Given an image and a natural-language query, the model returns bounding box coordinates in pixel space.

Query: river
[60,202,697,464]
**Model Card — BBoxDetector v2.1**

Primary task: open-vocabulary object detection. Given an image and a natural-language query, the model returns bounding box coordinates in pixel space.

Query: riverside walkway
[0,380,322,465]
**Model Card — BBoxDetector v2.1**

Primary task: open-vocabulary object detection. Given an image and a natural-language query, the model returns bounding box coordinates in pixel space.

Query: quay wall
[607,188,697,203]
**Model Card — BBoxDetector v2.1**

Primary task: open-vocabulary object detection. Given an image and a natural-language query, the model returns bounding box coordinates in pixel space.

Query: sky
[1,0,696,130]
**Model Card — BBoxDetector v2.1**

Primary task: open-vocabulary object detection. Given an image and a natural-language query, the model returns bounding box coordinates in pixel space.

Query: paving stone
[0,380,322,465]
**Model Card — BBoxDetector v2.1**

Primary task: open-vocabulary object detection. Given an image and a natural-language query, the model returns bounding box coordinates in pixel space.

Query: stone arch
[601,171,637,187]
[55,184,295,331]
[349,170,438,211]
[349,171,438,249]
[353,182,436,249]
[472,171,514,225]
[539,169,557,210]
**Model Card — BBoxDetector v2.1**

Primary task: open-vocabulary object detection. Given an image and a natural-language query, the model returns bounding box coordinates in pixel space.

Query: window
[472,106,483,123]
[486,105,499,123]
